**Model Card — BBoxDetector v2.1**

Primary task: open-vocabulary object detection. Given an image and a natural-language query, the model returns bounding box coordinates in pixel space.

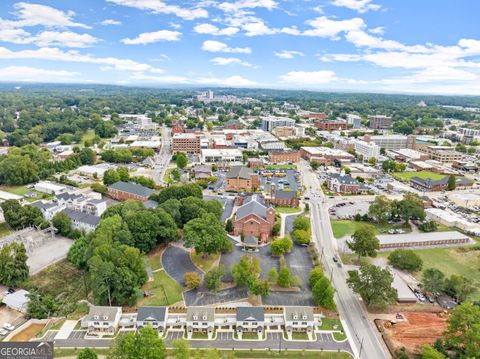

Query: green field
[275,206,302,214]
[0,185,52,202]
[331,220,411,239]
[265,164,297,170]
[139,270,183,306]
[392,171,446,182]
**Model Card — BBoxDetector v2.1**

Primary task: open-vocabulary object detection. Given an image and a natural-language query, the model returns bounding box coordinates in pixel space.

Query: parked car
[0,329,8,336]
[3,323,14,331]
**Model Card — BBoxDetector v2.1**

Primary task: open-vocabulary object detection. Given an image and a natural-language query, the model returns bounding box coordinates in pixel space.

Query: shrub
[184,272,201,289]
[293,229,311,245]
[387,249,423,272]
[293,216,310,231]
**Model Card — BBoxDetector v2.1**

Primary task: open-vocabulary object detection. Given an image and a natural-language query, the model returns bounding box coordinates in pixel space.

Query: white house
[235,307,265,339]
[186,307,215,339]
[283,307,316,340]
[82,306,122,336]
[136,306,167,334]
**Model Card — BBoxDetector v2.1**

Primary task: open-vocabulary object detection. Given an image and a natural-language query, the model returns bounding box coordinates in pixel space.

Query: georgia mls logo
[0,341,53,359]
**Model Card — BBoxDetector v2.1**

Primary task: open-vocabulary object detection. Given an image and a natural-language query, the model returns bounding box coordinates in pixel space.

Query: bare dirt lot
[381,312,449,355]
[11,323,46,342]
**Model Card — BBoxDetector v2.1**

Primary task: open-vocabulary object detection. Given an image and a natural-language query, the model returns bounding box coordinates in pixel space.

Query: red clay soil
[11,324,46,342]
[384,312,448,354]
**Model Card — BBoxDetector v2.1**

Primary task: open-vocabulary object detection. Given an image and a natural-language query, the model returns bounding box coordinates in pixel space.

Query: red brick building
[224,120,244,130]
[269,151,300,163]
[248,158,264,169]
[266,189,299,208]
[314,119,348,131]
[171,123,185,135]
[107,181,155,202]
[226,166,260,192]
[172,133,201,154]
[233,196,276,243]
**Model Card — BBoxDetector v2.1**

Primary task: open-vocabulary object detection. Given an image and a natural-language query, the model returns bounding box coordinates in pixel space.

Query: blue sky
[0,0,479,94]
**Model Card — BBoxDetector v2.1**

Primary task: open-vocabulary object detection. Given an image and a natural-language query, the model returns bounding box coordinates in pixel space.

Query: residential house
[235,307,265,339]
[136,306,168,333]
[82,306,122,336]
[192,165,212,180]
[326,173,366,194]
[233,195,276,242]
[31,201,63,220]
[108,181,155,202]
[62,208,100,233]
[225,166,260,192]
[186,307,215,339]
[283,307,315,340]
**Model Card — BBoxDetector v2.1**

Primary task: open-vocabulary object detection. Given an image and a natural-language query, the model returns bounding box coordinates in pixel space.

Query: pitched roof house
[233,195,275,243]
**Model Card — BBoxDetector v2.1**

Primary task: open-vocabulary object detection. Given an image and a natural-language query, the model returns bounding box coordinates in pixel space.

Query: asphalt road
[299,160,390,359]
[154,125,172,185]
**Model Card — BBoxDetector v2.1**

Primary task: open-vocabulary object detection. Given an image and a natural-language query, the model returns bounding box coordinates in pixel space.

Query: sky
[0,0,480,95]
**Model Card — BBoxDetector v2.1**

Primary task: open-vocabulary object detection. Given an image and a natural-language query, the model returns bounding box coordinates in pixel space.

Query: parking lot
[329,201,370,219]
[162,246,203,285]
[259,169,300,192]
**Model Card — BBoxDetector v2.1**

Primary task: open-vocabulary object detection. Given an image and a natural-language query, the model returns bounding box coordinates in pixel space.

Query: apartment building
[269,150,300,163]
[172,133,201,154]
[346,114,361,129]
[300,146,354,164]
[368,115,393,129]
[201,148,243,163]
[261,116,295,132]
[424,146,465,163]
[314,119,348,131]
[363,134,416,150]
[354,140,380,160]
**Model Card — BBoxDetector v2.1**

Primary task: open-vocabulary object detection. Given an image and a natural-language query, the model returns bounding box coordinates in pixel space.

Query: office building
[368,115,393,129]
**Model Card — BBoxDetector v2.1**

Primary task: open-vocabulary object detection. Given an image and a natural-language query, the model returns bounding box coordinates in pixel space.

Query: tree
[125,210,161,253]
[271,221,280,236]
[172,339,190,359]
[396,193,425,224]
[184,272,201,289]
[0,155,39,185]
[312,276,336,310]
[231,255,261,289]
[152,183,202,204]
[368,157,377,165]
[103,168,120,186]
[0,243,29,286]
[309,266,324,288]
[270,235,292,255]
[52,212,72,237]
[444,302,480,358]
[77,348,98,359]
[443,275,475,302]
[1,200,43,230]
[205,265,224,292]
[310,161,319,170]
[108,326,166,359]
[368,196,392,223]
[277,266,292,288]
[225,218,233,233]
[420,345,446,359]
[422,268,445,293]
[293,229,310,245]
[387,249,423,272]
[79,148,96,165]
[27,290,57,319]
[176,152,188,169]
[293,216,310,231]
[418,221,437,232]
[183,213,228,256]
[250,279,269,296]
[347,265,397,308]
[447,175,456,191]
[68,235,90,269]
[347,225,379,262]
[267,267,278,282]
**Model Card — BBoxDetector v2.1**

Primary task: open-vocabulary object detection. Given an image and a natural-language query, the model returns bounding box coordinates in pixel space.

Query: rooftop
[108,181,155,197]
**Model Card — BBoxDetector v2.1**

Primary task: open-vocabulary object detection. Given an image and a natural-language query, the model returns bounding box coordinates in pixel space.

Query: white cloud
[130,72,190,84]
[210,57,254,67]
[369,26,384,35]
[0,66,79,82]
[274,50,304,59]
[331,0,381,13]
[201,40,251,53]
[303,16,365,38]
[34,31,99,48]
[3,2,91,29]
[279,70,337,85]
[101,19,121,25]
[149,54,171,61]
[218,0,278,13]
[193,23,239,36]
[242,20,276,36]
[0,46,164,73]
[196,75,257,86]
[106,0,208,20]
[0,28,31,44]
[121,30,181,45]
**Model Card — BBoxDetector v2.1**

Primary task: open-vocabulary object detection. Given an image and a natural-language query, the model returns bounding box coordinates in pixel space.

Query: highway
[154,125,172,185]
[299,160,390,359]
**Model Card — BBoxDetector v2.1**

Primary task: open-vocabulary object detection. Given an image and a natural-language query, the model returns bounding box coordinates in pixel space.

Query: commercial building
[326,173,365,194]
[107,181,155,202]
[2,290,30,313]
[314,119,348,131]
[424,146,465,163]
[261,116,295,132]
[201,148,242,163]
[346,114,361,129]
[377,231,470,250]
[224,120,244,130]
[300,147,354,164]
[452,160,478,173]
[34,181,67,195]
[386,149,430,163]
[172,133,201,154]
[368,115,393,129]
[354,140,380,160]
[410,176,473,192]
[363,134,415,150]
[269,150,300,163]
[225,166,260,192]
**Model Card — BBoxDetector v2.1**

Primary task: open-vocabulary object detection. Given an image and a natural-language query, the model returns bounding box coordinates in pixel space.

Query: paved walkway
[54,320,77,340]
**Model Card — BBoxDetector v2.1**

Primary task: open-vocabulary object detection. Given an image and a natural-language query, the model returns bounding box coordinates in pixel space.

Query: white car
[0,329,8,336]
[3,323,14,331]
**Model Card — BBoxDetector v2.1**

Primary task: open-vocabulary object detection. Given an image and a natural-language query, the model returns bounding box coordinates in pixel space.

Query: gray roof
[236,307,265,322]
[226,166,254,180]
[62,209,100,227]
[56,192,82,202]
[108,181,155,197]
[137,306,166,322]
[329,173,358,185]
[236,196,271,221]
[411,176,473,187]
[284,307,314,321]
[377,231,469,246]
[143,200,158,209]
[186,307,215,322]
[85,306,121,322]
[275,190,296,199]
[31,201,57,210]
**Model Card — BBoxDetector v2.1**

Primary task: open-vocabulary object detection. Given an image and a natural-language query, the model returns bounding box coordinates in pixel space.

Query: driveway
[162,245,202,285]
[184,286,249,306]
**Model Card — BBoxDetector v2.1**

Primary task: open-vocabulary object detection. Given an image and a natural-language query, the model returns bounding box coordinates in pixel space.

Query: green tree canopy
[183,213,228,256]
[108,326,166,359]
[387,249,423,272]
[347,225,379,261]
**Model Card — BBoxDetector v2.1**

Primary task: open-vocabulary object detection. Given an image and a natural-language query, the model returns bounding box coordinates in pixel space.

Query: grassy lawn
[291,332,309,340]
[24,259,88,317]
[191,331,210,339]
[413,247,480,301]
[139,270,183,306]
[55,349,351,359]
[0,185,52,202]
[191,250,220,273]
[275,206,302,214]
[0,222,12,238]
[146,246,164,271]
[331,220,411,239]
[393,171,447,182]
[318,318,347,341]
[265,164,297,170]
